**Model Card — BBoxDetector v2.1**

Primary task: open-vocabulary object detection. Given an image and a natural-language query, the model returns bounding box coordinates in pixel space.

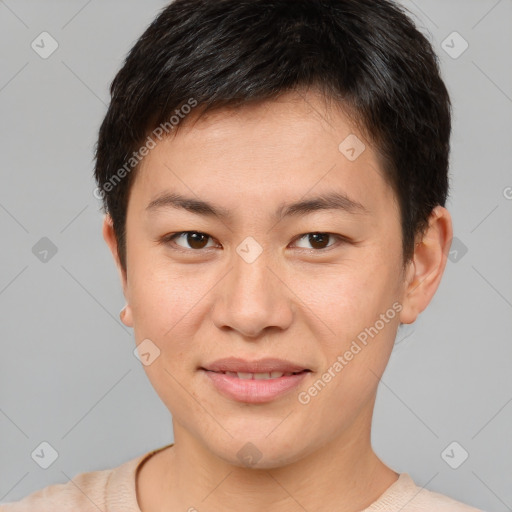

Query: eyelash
[161,231,348,253]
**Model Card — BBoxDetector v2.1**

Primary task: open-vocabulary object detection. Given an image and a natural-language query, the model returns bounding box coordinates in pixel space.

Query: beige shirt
[0,444,483,511]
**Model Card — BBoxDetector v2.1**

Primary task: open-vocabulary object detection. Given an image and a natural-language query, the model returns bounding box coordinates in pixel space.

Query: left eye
[292,232,341,250]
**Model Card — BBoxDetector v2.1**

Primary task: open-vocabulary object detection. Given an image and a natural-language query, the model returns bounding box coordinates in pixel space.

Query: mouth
[199,356,311,375]
[201,369,310,380]
[198,358,312,403]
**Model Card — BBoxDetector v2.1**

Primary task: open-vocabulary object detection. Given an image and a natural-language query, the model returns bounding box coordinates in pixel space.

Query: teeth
[212,370,305,379]
[254,372,272,379]
[223,371,297,380]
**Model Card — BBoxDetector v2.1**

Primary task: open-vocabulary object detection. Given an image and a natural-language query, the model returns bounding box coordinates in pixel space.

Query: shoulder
[0,445,170,512]
[0,466,113,512]
[404,483,484,512]
[364,473,484,512]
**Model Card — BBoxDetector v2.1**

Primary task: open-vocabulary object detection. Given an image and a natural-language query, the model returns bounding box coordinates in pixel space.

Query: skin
[103,90,452,512]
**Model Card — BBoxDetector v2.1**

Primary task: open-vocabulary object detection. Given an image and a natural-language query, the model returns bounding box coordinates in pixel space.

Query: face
[109,91,415,468]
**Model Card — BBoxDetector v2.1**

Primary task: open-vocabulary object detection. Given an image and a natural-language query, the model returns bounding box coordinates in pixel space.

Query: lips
[199,357,312,403]
[200,357,310,374]
[213,370,305,380]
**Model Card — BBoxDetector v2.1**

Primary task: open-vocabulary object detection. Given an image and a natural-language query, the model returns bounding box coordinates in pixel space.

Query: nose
[210,248,294,339]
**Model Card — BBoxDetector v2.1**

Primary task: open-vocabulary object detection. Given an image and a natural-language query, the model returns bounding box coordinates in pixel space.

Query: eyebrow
[145,191,368,220]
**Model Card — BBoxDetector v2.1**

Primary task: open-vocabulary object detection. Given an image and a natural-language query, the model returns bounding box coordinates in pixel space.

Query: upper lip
[200,357,310,374]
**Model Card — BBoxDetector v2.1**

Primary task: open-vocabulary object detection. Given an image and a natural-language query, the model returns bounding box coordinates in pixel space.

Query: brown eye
[166,231,216,250]
[293,232,342,250]
[308,233,330,249]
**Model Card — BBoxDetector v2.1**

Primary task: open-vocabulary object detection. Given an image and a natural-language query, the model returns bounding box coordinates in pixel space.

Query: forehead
[130,91,397,221]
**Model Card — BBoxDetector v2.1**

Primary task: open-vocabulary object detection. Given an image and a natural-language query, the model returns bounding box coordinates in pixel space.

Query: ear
[102,214,133,327]
[399,205,453,324]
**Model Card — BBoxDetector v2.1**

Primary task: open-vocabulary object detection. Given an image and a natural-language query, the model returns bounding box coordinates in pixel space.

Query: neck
[147,400,398,512]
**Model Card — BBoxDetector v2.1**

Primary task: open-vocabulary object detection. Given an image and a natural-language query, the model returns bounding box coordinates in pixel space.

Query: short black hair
[94,0,451,272]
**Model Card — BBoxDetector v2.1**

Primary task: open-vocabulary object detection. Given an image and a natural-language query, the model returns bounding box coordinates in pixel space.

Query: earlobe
[399,206,453,325]
[120,304,134,327]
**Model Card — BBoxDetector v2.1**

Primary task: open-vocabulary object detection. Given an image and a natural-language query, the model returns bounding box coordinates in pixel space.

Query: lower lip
[201,370,309,403]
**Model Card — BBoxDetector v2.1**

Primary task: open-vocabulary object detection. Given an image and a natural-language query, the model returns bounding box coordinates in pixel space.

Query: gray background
[0,0,511,510]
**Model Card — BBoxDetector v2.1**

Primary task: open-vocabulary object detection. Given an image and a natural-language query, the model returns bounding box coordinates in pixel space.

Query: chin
[209,434,310,470]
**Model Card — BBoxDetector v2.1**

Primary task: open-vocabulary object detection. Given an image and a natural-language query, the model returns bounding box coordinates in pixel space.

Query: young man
[2,0,483,510]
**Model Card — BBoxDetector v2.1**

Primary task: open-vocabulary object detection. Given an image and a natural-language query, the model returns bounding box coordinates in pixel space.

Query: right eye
[162,231,220,251]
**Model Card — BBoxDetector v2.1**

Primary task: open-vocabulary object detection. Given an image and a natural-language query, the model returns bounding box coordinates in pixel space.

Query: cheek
[296,266,399,429]
[297,257,399,346]
[126,261,207,409]
[127,256,233,368]
[127,257,198,336]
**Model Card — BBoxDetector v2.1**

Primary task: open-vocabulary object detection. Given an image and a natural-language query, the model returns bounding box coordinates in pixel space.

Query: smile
[210,370,305,379]
[201,369,311,403]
